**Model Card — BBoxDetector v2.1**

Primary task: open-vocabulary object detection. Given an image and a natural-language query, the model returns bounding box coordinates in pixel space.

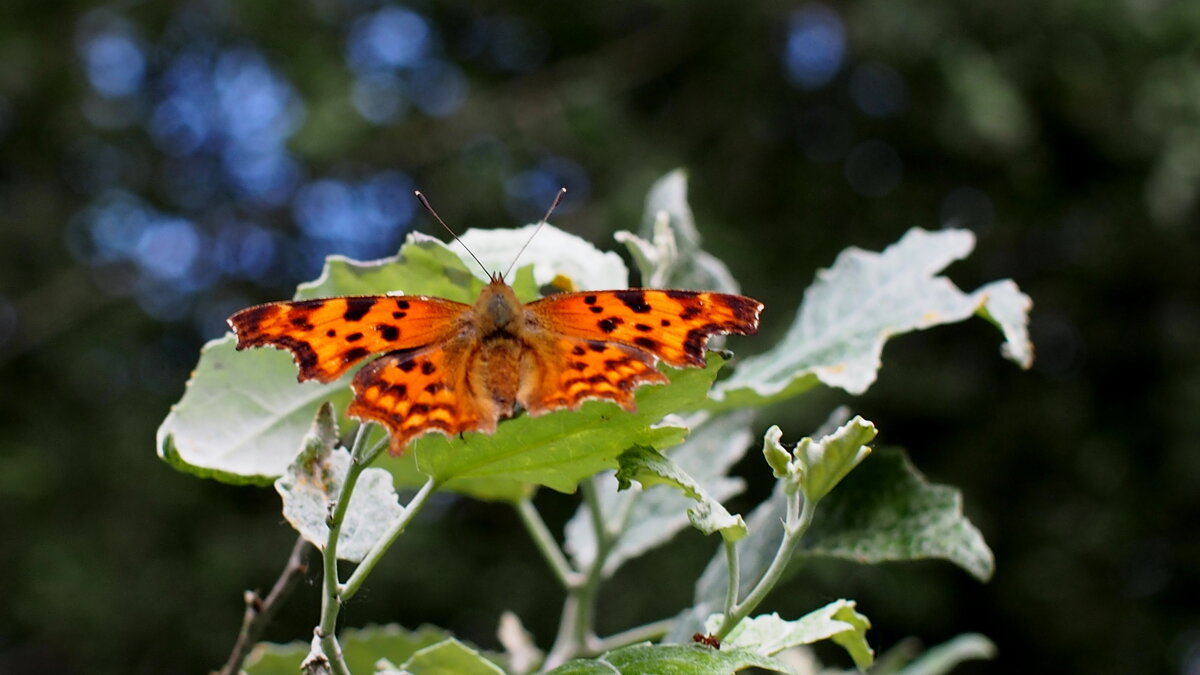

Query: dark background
[2,1,1197,673]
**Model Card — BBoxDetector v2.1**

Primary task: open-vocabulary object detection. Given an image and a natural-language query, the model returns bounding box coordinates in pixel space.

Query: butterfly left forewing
[228,295,469,382]
[526,289,762,368]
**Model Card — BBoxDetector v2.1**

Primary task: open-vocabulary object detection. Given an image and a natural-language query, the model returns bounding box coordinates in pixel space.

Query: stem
[715,490,816,639]
[590,618,675,653]
[543,479,613,668]
[340,477,437,602]
[721,537,739,620]
[218,536,311,675]
[515,498,580,589]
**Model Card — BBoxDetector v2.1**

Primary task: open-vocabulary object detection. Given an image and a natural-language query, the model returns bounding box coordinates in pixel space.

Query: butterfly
[227,193,762,455]
[228,275,761,455]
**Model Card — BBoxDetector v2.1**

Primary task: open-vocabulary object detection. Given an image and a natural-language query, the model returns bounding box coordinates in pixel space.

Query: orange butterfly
[227,197,762,455]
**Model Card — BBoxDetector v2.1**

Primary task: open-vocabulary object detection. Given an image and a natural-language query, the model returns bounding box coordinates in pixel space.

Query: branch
[216,535,311,675]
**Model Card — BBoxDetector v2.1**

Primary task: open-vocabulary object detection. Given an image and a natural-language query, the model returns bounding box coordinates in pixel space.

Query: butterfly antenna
[414,190,491,279]
[504,187,566,281]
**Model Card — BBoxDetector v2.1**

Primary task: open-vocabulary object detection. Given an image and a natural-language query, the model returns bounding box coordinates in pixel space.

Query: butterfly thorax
[469,279,528,415]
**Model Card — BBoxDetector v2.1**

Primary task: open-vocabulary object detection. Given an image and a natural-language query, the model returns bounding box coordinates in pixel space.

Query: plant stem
[515,498,580,589]
[590,618,675,653]
[721,536,739,620]
[715,490,816,640]
[217,535,311,675]
[340,476,437,602]
[543,478,613,668]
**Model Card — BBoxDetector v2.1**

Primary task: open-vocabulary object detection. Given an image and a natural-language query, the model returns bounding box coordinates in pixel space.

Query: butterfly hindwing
[518,335,669,415]
[526,289,762,368]
[347,344,490,453]
[227,295,470,382]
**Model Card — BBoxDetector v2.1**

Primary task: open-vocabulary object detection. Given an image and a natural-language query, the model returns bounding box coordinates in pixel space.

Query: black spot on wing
[399,359,417,372]
[571,345,587,356]
[665,290,697,300]
[396,299,410,310]
[377,324,400,341]
[345,332,364,343]
[343,346,370,364]
[343,297,376,321]
[421,361,436,375]
[598,317,624,333]
[634,323,652,332]
[614,289,651,313]
[633,336,659,351]
[584,295,597,305]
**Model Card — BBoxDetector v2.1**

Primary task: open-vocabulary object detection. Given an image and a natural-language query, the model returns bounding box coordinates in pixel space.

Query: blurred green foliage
[1,0,1197,673]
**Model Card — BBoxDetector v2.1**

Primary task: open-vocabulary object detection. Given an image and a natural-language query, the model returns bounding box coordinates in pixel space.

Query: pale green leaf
[387,637,506,675]
[712,228,1033,408]
[973,279,1034,369]
[802,448,995,581]
[791,417,876,504]
[244,624,452,675]
[615,169,740,293]
[705,600,873,669]
[457,223,629,291]
[896,633,996,675]
[408,357,724,497]
[547,643,789,675]
[156,334,353,485]
[564,412,753,575]
[614,444,747,542]
[275,405,404,562]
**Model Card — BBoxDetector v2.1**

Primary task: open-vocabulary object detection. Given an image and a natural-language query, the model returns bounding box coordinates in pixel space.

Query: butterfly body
[229,275,762,454]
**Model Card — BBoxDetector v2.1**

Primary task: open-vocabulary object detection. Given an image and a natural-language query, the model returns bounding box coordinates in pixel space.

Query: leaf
[973,279,1034,369]
[705,600,874,669]
[381,637,506,675]
[274,406,404,562]
[801,447,995,581]
[156,334,354,486]
[614,445,747,542]
[244,624,452,675]
[895,633,996,675]
[712,228,1034,408]
[409,357,726,498]
[788,417,877,504]
[546,643,789,675]
[615,169,740,293]
[564,411,753,575]
[457,222,630,291]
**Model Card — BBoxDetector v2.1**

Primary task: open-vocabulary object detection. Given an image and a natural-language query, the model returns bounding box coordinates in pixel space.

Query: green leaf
[156,334,354,486]
[790,417,876,504]
[705,599,873,669]
[547,643,789,675]
[243,624,452,675]
[564,411,753,575]
[296,233,485,302]
[614,169,740,293]
[408,357,725,498]
[895,633,996,675]
[801,447,995,581]
[381,637,506,675]
[711,227,1034,408]
[274,406,404,562]
[614,445,747,542]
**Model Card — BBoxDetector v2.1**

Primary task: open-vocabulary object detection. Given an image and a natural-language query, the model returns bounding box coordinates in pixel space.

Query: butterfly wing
[347,342,497,453]
[227,295,469,382]
[517,335,669,415]
[526,289,762,368]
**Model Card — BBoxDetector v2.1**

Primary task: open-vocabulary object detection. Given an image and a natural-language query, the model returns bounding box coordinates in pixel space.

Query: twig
[217,535,312,675]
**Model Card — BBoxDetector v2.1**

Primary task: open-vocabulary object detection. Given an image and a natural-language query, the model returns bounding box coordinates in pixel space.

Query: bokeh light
[76,15,146,99]
[504,157,590,223]
[783,4,845,90]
